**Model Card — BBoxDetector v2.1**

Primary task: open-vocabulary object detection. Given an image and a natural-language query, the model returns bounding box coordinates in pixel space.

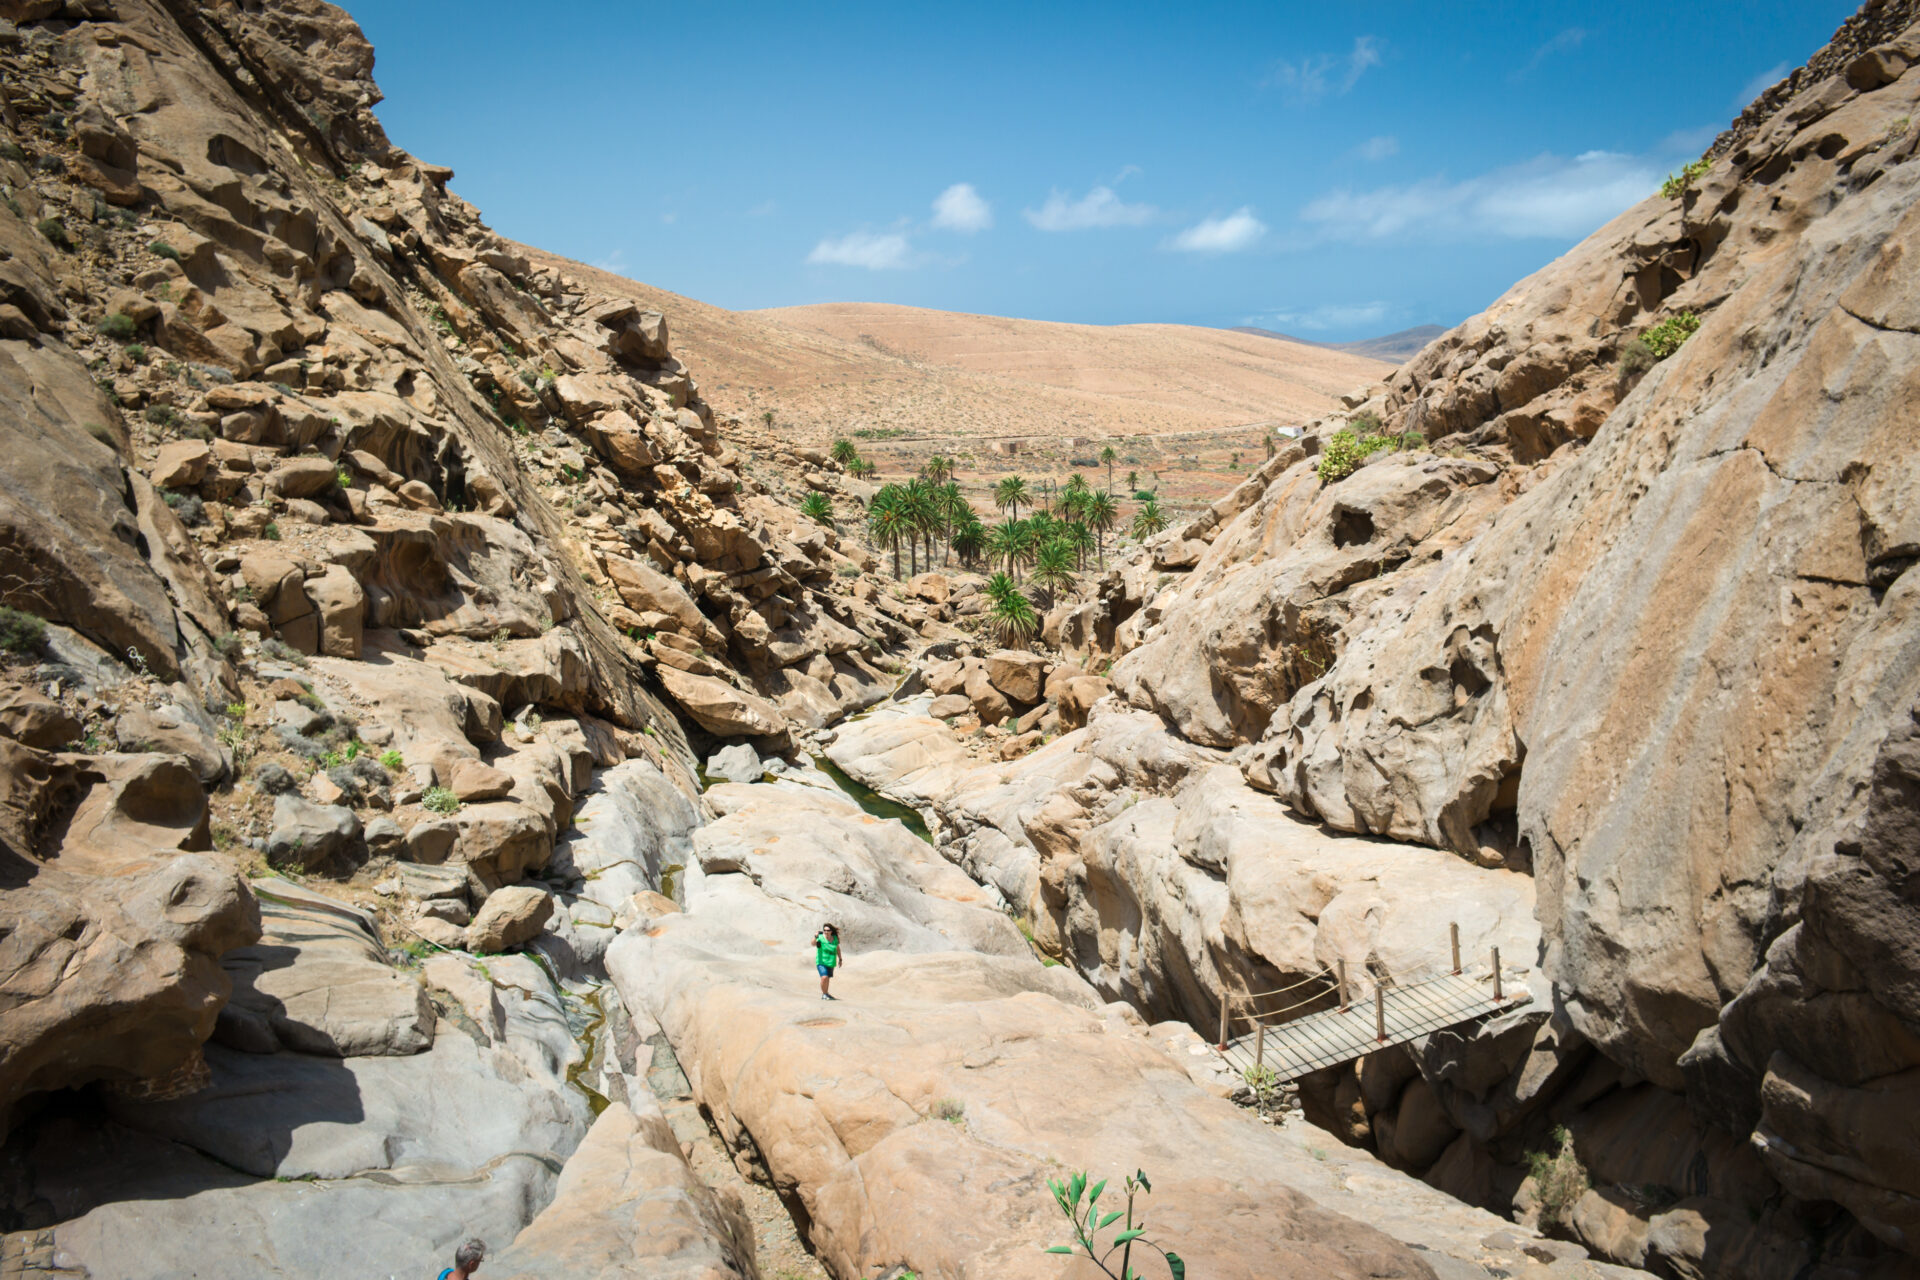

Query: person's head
[823,923,838,938]
[454,1239,486,1274]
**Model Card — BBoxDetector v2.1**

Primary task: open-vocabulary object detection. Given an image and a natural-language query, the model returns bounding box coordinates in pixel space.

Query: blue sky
[351,1,1854,339]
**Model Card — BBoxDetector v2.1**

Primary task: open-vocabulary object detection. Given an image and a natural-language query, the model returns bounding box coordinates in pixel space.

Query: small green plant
[225,702,247,720]
[1659,158,1711,199]
[931,1097,965,1124]
[263,522,281,541]
[422,785,461,815]
[335,466,351,490]
[125,343,148,364]
[35,217,73,252]
[1524,1125,1590,1228]
[260,637,308,668]
[144,405,176,428]
[98,312,138,341]
[149,240,183,262]
[0,606,47,655]
[1243,1064,1283,1112]
[212,632,243,656]
[1045,1169,1184,1280]
[378,748,405,771]
[1639,310,1700,360]
[800,491,834,525]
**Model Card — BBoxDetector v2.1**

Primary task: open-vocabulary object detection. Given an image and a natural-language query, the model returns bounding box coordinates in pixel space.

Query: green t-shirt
[815,933,840,967]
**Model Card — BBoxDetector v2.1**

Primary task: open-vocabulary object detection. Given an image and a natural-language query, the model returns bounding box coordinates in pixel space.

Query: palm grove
[805,441,1171,648]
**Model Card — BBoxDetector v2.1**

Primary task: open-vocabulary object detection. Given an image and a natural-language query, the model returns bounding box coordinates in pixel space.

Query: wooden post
[1218,991,1231,1049]
[1254,1024,1266,1072]
[1375,982,1387,1042]
[1492,947,1503,1001]
[1338,960,1350,1012]
[1450,922,1461,975]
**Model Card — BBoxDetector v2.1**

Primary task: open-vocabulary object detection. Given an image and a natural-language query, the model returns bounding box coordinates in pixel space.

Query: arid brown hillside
[520,249,1393,445]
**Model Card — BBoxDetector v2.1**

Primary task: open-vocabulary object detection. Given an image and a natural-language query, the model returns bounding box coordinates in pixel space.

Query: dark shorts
[817,964,835,977]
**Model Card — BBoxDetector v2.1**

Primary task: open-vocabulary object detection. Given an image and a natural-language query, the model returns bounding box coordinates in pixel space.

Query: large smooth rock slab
[490,1097,756,1280]
[216,880,432,1057]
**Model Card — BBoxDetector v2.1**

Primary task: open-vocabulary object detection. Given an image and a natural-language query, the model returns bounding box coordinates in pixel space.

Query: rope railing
[1214,922,1509,1053]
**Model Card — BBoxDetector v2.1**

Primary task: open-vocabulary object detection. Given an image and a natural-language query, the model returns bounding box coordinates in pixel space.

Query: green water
[812,754,933,844]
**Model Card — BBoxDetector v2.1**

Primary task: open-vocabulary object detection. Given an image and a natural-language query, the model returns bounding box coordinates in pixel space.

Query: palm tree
[1032,537,1076,605]
[1083,491,1117,566]
[937,482,969,565]
[1027,509,1059,545]
[986,517,1028,579]
[922,455,954,484]
[985,572,1039,647]
[799,492,833,526]
[868,486,909,578]
[852,458,878,480]
[1125,470,1138,492]
[899,478,939,576]
[994,475,1029,521]
[1130,497,1168,540]
[1063,520,1095,571]
[831,439,859,467]
[1100,445,1117,492]
[950,514,986,568]
[762,409,776,427]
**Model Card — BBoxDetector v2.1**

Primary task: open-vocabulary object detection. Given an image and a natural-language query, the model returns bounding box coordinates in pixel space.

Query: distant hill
[1230,323,1448,365]
[517,248,1396,443]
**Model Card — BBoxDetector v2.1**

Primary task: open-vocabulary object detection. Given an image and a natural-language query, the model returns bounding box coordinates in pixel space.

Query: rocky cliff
[923,2,1920,1273]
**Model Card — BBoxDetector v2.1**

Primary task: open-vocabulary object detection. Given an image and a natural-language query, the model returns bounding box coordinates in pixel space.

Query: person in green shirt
[814,923,842,1000]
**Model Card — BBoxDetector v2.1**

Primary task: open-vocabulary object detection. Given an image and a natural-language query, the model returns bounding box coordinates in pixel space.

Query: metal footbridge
[1215,926,1529,1081]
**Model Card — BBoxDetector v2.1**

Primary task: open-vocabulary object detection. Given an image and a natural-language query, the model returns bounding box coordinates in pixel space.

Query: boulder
[303,564,365,659]
[150,440,212,489]
[266,456,342,500]
[453,802,554,890]
[1055,675,1111,729]
[906,572,950,604]
[655,666,788,740]
[705,743,762,785]
[0,686,81,750]
[265,795,362,873]
[466,885,555,953]
[961,663,1012,726]
[984,650,1047,704]
[927,693,972,721]
[58,753,212,871]
[449,758,514,802]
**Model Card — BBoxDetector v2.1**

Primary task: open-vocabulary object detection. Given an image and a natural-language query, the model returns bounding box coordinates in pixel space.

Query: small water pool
[811,754,934,844]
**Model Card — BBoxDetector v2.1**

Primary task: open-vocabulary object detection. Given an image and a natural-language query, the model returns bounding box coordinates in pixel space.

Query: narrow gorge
[0,2,1915,1279]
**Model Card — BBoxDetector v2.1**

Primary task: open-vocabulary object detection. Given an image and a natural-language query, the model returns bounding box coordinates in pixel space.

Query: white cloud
[1265,35,1382,102]
[1247,301,1391,333]
[1358,135,1399,161]
[1513,28,1585,79]
[1733,61,1789,112]
[1169,207,1267,254]
[931,182,992,233]
[1024,185,1157,231]
[1300,149,1662,242]
[806,230,914,270]
[592,249,631,275]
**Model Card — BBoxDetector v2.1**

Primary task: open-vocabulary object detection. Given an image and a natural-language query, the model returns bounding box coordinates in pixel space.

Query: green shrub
[0,606,47,655]
[99,312,138,341]
[1316,424,1420,484]
[421,785,461,815]
[1525,1125,1590,1228]
[263,522,281,541]
[1659,158,1711,199]
[36,217,73,252]
[125,343,148,364]
[1640,311,1700,360]
[799,492,833,525]
[378,749,405,771]
[149,240,184,262]
[144,405,176,427]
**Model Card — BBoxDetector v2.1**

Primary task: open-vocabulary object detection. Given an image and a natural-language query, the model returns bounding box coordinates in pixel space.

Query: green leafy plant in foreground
[1046,1169,1185,1279]
[1639,311,1700,360]
[421,785,461,815]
